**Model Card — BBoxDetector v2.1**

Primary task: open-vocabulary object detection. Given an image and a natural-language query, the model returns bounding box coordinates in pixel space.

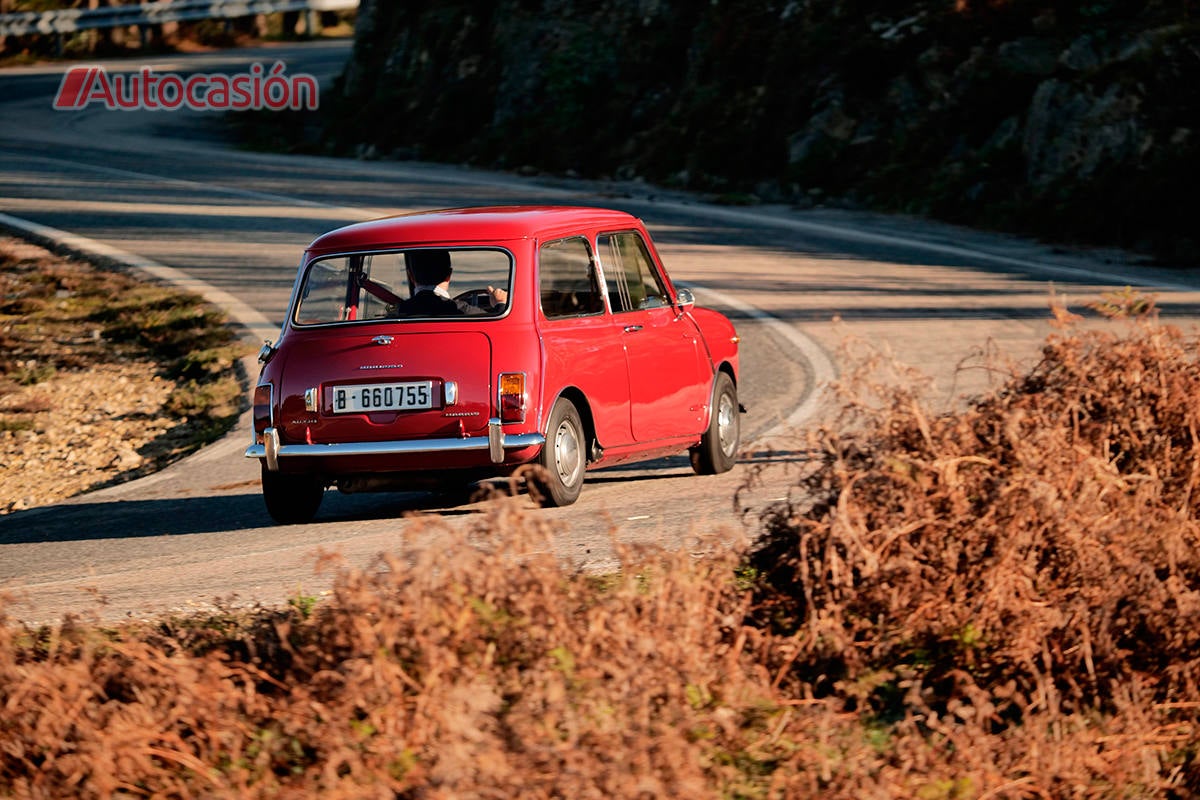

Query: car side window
[297,257,353,324]
[539,236,604,319]
[598,232,670,313]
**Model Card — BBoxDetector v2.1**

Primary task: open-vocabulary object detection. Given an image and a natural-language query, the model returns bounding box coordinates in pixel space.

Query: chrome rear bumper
[246,418,545,472]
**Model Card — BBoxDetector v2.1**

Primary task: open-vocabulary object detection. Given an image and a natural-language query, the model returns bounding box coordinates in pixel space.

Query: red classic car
[246,206,741,523]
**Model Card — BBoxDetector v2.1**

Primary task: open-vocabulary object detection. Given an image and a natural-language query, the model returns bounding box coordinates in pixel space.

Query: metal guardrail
[0,0,357,38]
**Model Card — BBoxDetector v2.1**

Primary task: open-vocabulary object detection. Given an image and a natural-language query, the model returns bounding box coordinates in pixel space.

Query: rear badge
[358,363,404,370]
[443,411,480,417]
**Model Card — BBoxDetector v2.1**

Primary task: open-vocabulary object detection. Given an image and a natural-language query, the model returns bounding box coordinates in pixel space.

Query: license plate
[330,381,434,413]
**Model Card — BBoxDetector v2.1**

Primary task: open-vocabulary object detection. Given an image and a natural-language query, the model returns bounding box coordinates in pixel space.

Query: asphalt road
[3,40,1200,623]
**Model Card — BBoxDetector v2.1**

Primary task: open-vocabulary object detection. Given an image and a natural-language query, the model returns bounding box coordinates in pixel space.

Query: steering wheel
[454,288,495,310]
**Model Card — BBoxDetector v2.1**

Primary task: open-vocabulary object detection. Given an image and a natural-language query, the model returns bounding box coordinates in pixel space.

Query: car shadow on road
[0,450,815,545]
[0,489,488,544]
[0,494,269,543]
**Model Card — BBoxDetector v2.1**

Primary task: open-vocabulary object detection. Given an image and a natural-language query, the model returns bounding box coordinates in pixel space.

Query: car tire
[435,478,481,506]
[690,371,739,475]
[261,465,324,524]
[530,397,586,507]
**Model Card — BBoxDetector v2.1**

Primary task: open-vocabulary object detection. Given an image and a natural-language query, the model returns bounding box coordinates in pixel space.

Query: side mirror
[675,288,695,310]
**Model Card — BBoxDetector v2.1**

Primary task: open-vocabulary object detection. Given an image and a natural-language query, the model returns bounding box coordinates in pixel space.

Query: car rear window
[294,248,513,325]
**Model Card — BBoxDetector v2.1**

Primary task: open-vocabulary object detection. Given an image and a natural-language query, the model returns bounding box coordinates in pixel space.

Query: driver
[391,249,507,317]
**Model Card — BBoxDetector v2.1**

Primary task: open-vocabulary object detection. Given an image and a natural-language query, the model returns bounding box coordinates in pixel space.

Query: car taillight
[498,372,527,423]
[252,383,273,436]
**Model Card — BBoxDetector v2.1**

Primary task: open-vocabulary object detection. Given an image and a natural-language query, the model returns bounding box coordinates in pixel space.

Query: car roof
[306,206,643,255]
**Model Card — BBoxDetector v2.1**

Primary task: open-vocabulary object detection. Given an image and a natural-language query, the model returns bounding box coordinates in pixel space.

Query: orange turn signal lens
[498,372,527,423]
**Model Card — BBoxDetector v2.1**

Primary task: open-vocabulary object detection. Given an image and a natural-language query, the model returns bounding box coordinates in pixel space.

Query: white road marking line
[691,285,837,440]
[0,211,280,344]
[16,151,377,213]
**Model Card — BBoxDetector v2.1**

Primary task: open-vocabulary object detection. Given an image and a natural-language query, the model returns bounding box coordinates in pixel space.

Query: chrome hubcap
[717,392,737,456]
[554,420,582,485]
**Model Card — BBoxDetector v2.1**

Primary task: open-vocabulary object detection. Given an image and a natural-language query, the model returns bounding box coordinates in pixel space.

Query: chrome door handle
[623,325,643,333]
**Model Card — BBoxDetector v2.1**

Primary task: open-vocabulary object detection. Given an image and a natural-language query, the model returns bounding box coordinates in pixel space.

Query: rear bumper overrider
[246,418,545,471]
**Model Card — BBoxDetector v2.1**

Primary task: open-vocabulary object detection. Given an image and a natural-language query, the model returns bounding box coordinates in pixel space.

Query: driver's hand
[487,285,508,306]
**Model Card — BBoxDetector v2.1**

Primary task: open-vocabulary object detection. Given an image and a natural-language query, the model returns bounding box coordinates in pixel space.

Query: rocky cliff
[325,0,1199,262]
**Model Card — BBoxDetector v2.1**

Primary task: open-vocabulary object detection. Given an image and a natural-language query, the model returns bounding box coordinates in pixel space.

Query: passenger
[392,249,507,316]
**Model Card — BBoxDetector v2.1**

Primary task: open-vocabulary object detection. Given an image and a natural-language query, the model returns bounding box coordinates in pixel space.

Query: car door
[597,231,710,442]
[537,235,634,448]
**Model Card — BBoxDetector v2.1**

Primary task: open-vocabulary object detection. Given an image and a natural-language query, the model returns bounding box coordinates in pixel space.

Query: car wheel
[531,397,586,507]
[261,464,324,524]
[690,371,739,475]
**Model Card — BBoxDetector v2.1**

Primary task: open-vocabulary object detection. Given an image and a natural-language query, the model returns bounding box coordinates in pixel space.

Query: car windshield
[294,248,513,325]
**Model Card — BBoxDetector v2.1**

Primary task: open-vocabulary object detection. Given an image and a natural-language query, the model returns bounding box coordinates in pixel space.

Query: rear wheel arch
[549,385,598,457]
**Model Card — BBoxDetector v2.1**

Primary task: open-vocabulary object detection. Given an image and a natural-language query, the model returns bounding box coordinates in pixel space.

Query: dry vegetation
[0,238,247,512]
[3,294,1200,797]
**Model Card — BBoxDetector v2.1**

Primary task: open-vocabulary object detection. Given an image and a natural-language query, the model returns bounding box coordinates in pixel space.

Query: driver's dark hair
[406,249,452,286]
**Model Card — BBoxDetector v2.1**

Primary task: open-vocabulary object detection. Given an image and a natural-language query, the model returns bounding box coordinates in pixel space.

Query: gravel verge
[0,236,249,514]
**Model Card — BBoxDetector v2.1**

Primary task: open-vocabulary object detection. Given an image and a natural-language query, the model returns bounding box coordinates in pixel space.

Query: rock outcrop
[326,0,1199,261]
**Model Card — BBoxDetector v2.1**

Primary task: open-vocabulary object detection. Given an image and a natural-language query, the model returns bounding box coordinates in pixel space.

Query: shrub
[745,297,1200,792]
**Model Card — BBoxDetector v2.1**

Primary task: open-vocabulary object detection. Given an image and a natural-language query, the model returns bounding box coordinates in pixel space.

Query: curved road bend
[2,41,1199,623]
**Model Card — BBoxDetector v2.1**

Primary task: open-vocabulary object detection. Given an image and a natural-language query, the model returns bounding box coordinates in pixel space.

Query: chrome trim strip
[246,429,545,466]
